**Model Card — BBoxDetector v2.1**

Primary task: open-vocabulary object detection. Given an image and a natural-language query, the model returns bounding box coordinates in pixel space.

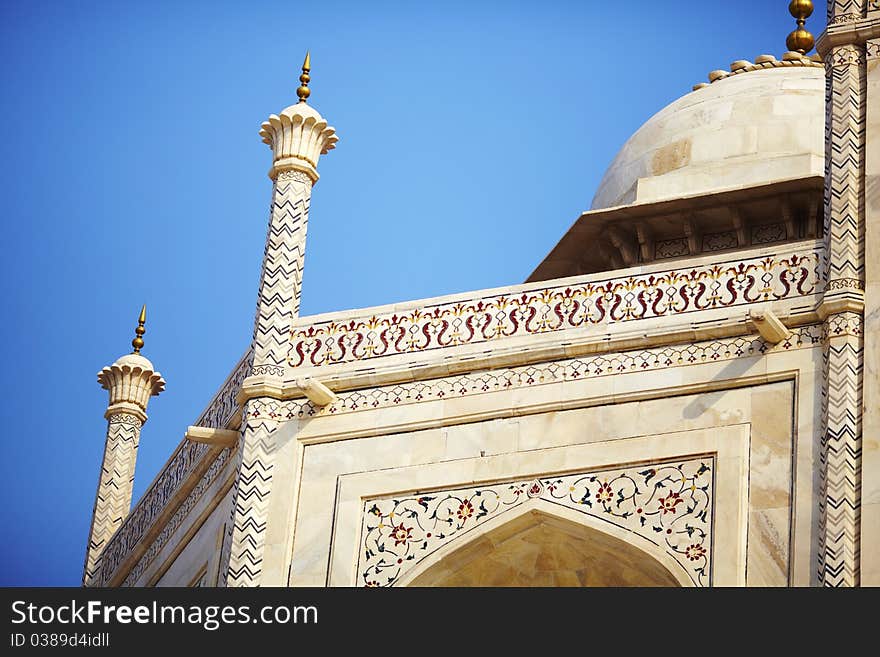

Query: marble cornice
[816,15,880,56]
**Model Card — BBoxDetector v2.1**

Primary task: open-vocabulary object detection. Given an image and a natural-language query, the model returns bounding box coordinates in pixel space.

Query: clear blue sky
[0,0,827,586]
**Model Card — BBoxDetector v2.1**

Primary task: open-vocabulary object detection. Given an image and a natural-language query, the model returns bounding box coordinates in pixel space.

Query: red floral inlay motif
[685,544,707,561]
[658,492,683,514]
[457,500,474,522]
[596,482,614,503]
[389,522,413,546]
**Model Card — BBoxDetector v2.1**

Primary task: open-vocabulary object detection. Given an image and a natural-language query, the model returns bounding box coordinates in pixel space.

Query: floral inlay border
[358,457,714,587]
[252,326,822,422]
[291,247,819,368]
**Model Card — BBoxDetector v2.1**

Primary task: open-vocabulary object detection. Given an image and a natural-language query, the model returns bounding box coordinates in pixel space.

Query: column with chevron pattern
[861,31,880,586]
[816,0,875,586]
[221,59,338,587]
[83,352,165,586]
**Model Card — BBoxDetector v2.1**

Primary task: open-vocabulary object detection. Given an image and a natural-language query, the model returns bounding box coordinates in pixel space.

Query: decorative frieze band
[829,43,867,66]
[259,325,823,423]
[359,457,714,587]
[251,364,285,377]
[107,413,143,427]
[827,278,865,291]
[829,14,862,24]
[824,312,864,339]
[276,169,312,184]
[290,248,821,369]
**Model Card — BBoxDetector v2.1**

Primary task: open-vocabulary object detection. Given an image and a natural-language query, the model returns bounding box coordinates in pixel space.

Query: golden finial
[132,304,146,354]
[297,51,311,103]
[786,0,814,55]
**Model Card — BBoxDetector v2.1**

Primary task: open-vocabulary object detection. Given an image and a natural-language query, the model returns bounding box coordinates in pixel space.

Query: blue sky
[0,0,827,586]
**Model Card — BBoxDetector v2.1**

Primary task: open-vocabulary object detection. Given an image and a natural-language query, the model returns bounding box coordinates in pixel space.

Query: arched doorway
[400,502,690,587]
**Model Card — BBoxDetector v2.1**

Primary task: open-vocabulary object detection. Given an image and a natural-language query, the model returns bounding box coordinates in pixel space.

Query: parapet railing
[289,242,822,370]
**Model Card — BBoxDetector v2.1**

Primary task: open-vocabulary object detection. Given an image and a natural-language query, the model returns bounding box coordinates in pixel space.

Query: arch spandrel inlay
[403,504,689,587]
[358,456,714,587]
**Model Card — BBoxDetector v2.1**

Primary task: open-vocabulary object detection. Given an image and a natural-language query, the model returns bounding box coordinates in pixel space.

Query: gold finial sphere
[132,304,147,354]
[786,0,814,54]
[787,28,815,54]
[788,0,813,20]
[297,51,311,103]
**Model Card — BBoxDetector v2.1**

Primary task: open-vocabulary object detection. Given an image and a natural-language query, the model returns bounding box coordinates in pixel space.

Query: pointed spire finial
[786,0,814,55]
[297,51,311,103]
[132,304,146,354]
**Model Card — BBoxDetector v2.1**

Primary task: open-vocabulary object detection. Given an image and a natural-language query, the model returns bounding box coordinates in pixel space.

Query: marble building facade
[82,2,879,587]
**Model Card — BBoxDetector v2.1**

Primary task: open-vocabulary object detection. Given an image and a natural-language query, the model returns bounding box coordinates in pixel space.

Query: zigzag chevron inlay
[220,401,281,586]
[224,166,315,586]
[823,45,866,287]
[818,313,864,587]
[818,34,868,587]
[828,0,867,22]
[251,168,313,371]
[819,321,864,587]
[82,413,143,586]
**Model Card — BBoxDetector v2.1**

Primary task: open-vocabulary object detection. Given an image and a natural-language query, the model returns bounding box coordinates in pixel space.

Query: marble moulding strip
[252,325,823,426]
[97,348,253,585]
[817,12,880,53]
[121,447,235,587]
[288,246,821,370]
[358,456,715,587]
[194,348,254,430]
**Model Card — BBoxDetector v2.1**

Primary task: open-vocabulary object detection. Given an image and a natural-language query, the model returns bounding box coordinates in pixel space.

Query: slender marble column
[83,310,165,586]
[222,57,338,587]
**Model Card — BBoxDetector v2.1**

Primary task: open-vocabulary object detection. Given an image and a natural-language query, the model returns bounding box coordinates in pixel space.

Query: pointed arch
[396,498,694,587]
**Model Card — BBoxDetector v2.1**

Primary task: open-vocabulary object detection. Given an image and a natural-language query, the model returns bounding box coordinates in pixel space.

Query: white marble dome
[591,66,825,210]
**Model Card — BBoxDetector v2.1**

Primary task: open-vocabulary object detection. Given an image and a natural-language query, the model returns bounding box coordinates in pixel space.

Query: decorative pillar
[221,54,338,586]
[862,5,880,588]
[251,52,339,375]
[83,306,165,586]
[815,0,878,586]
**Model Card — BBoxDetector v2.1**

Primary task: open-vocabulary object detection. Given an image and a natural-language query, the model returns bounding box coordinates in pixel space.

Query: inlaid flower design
[658,492,683,514]
[389,523,413,546]
[360,458,713,588]
[595,482,614,503]
[685,544,707,561]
